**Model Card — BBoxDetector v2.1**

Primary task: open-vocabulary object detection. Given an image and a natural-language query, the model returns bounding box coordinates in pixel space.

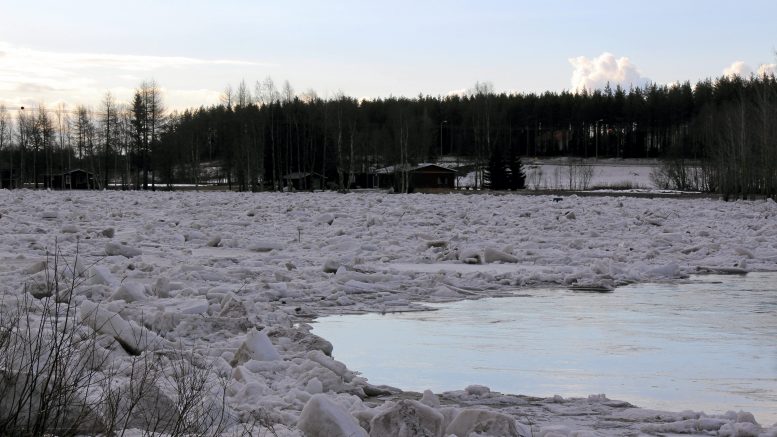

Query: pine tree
[508,150,526,190]
[484,146,508,190]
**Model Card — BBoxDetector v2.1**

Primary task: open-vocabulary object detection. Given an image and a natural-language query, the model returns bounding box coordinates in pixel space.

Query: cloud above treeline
[0,41,269,110]
[567,53,777,95]
[723,60,777,78]
[569,52,650,93]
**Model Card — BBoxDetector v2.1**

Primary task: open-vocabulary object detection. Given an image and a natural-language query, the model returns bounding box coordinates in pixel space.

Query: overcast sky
[1,0,776,110]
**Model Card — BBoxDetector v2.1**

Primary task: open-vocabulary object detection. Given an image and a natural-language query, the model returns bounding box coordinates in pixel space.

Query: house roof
[376,163,456,174]
[46,168,96,176]
[282,171,325,180]
[411,164,457,174]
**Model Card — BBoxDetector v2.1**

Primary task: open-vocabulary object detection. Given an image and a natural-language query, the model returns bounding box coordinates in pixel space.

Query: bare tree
[0,105,12,187]
[469,81,495,189]
[282,80,294,104]
[140,80,166,190]
[220,84,234,109]
[16,109,31,187]
[100,92,119,189]
[116,104,133,190]
[256,76,280,107]
[72,106,98,186]
[54,104,71,189]
[259,77,281,189]
[32,106,54,189]
[235,80,252,108]
[333,91,346,191]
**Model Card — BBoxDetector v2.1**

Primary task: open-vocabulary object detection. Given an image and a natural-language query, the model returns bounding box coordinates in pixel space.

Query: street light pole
[595,119,603,160]
[19,107,25,188]
[440,120,448,158]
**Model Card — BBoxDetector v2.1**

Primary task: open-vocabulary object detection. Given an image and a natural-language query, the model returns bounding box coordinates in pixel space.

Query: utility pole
[440,120,448,158]
[595,119,603,160]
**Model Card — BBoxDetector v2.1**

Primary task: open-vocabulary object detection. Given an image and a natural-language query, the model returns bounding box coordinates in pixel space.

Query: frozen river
[313,272,777,424]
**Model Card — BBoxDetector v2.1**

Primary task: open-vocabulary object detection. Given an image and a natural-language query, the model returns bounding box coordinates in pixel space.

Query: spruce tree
[508,147,526,190]
[484,146,508,190]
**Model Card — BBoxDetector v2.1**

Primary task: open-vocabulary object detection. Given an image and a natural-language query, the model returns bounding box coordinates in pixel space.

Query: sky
[1,0,776,110]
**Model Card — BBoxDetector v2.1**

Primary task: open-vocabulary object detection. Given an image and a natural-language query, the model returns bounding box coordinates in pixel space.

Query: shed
[45,169,98,190]
[377,163,457,191]
[1,167,17,189]
[409,164,457,189]
[282,172,325,191]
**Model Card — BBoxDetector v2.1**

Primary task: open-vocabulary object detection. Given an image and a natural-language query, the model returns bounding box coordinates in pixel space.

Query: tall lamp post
[440,120,448,158]
[595,119,604,160]
[19,106,25,188]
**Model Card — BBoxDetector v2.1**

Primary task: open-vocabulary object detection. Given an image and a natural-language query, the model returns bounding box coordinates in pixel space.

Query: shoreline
[307,271,777,428]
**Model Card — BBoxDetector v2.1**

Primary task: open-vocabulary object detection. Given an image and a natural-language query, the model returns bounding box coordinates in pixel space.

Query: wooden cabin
[1,167,18,189]
[44,169,98,190]
[282,172,325,190]
[377,163,457,192]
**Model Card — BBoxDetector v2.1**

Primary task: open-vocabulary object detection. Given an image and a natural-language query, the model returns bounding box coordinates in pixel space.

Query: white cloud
[569,52,650,93]
[446,88,468,97]
[757,63,777,77]
[723,61,777,79]
[0,41,261,73]
[723,61,753,78]
[0,41,271,109]
[15,82,58,93]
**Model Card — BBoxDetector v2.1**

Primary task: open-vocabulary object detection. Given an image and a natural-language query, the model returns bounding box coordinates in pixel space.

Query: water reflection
[312,273,777,424]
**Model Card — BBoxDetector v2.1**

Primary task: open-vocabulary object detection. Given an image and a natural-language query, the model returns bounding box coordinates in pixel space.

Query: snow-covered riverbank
[1,189,775,436]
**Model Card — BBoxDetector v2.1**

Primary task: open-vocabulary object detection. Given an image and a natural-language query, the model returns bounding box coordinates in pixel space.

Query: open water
[313,273,777,424]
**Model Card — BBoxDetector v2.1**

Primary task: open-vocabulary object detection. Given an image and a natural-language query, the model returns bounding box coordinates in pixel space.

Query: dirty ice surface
[313,272,777,424]
[1,189,777,436]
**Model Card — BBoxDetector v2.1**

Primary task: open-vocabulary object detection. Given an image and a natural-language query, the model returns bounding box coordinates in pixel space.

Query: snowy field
[525,159,657,190]
[1,189,776,436]
[457,158,658,190]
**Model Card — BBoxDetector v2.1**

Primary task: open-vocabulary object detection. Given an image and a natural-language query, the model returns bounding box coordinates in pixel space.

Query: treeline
[0,80,165,190]
[1,74,776,196]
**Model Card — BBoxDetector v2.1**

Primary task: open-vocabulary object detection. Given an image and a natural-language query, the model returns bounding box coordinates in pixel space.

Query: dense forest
[1,74,776,197]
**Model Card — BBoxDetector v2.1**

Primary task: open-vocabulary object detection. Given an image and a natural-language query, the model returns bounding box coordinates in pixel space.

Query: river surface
[312,273,777,424]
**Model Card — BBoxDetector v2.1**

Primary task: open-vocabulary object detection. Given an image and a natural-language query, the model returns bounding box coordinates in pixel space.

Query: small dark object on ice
[569,285,614,293]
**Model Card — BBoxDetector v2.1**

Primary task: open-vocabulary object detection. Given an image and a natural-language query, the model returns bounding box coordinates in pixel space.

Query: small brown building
[408,164,456,189]
[282,172,325,190]
[378,163,457,192]
[1,167,17,189]
[45,169,98,190]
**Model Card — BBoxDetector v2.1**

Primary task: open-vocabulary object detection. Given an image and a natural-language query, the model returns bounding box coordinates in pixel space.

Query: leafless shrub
[527,165,543,190]
[650,159,707,191]
[567,159,594,190]
[589,181,644,191]
[0,245,109,436]
[0,244,250,437]
[231,408,281,437]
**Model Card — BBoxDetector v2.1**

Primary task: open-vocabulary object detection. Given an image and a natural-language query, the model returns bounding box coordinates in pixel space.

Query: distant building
[282,172,325,190]
[377,163,457,191]
[349,172,381,189]
[44,169,98,190]
[409,164,457,189]
[1,167,17,189]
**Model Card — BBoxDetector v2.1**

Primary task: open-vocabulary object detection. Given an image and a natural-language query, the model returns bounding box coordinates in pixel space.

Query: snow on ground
[1,188,776,436]
[458,158,658,190]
